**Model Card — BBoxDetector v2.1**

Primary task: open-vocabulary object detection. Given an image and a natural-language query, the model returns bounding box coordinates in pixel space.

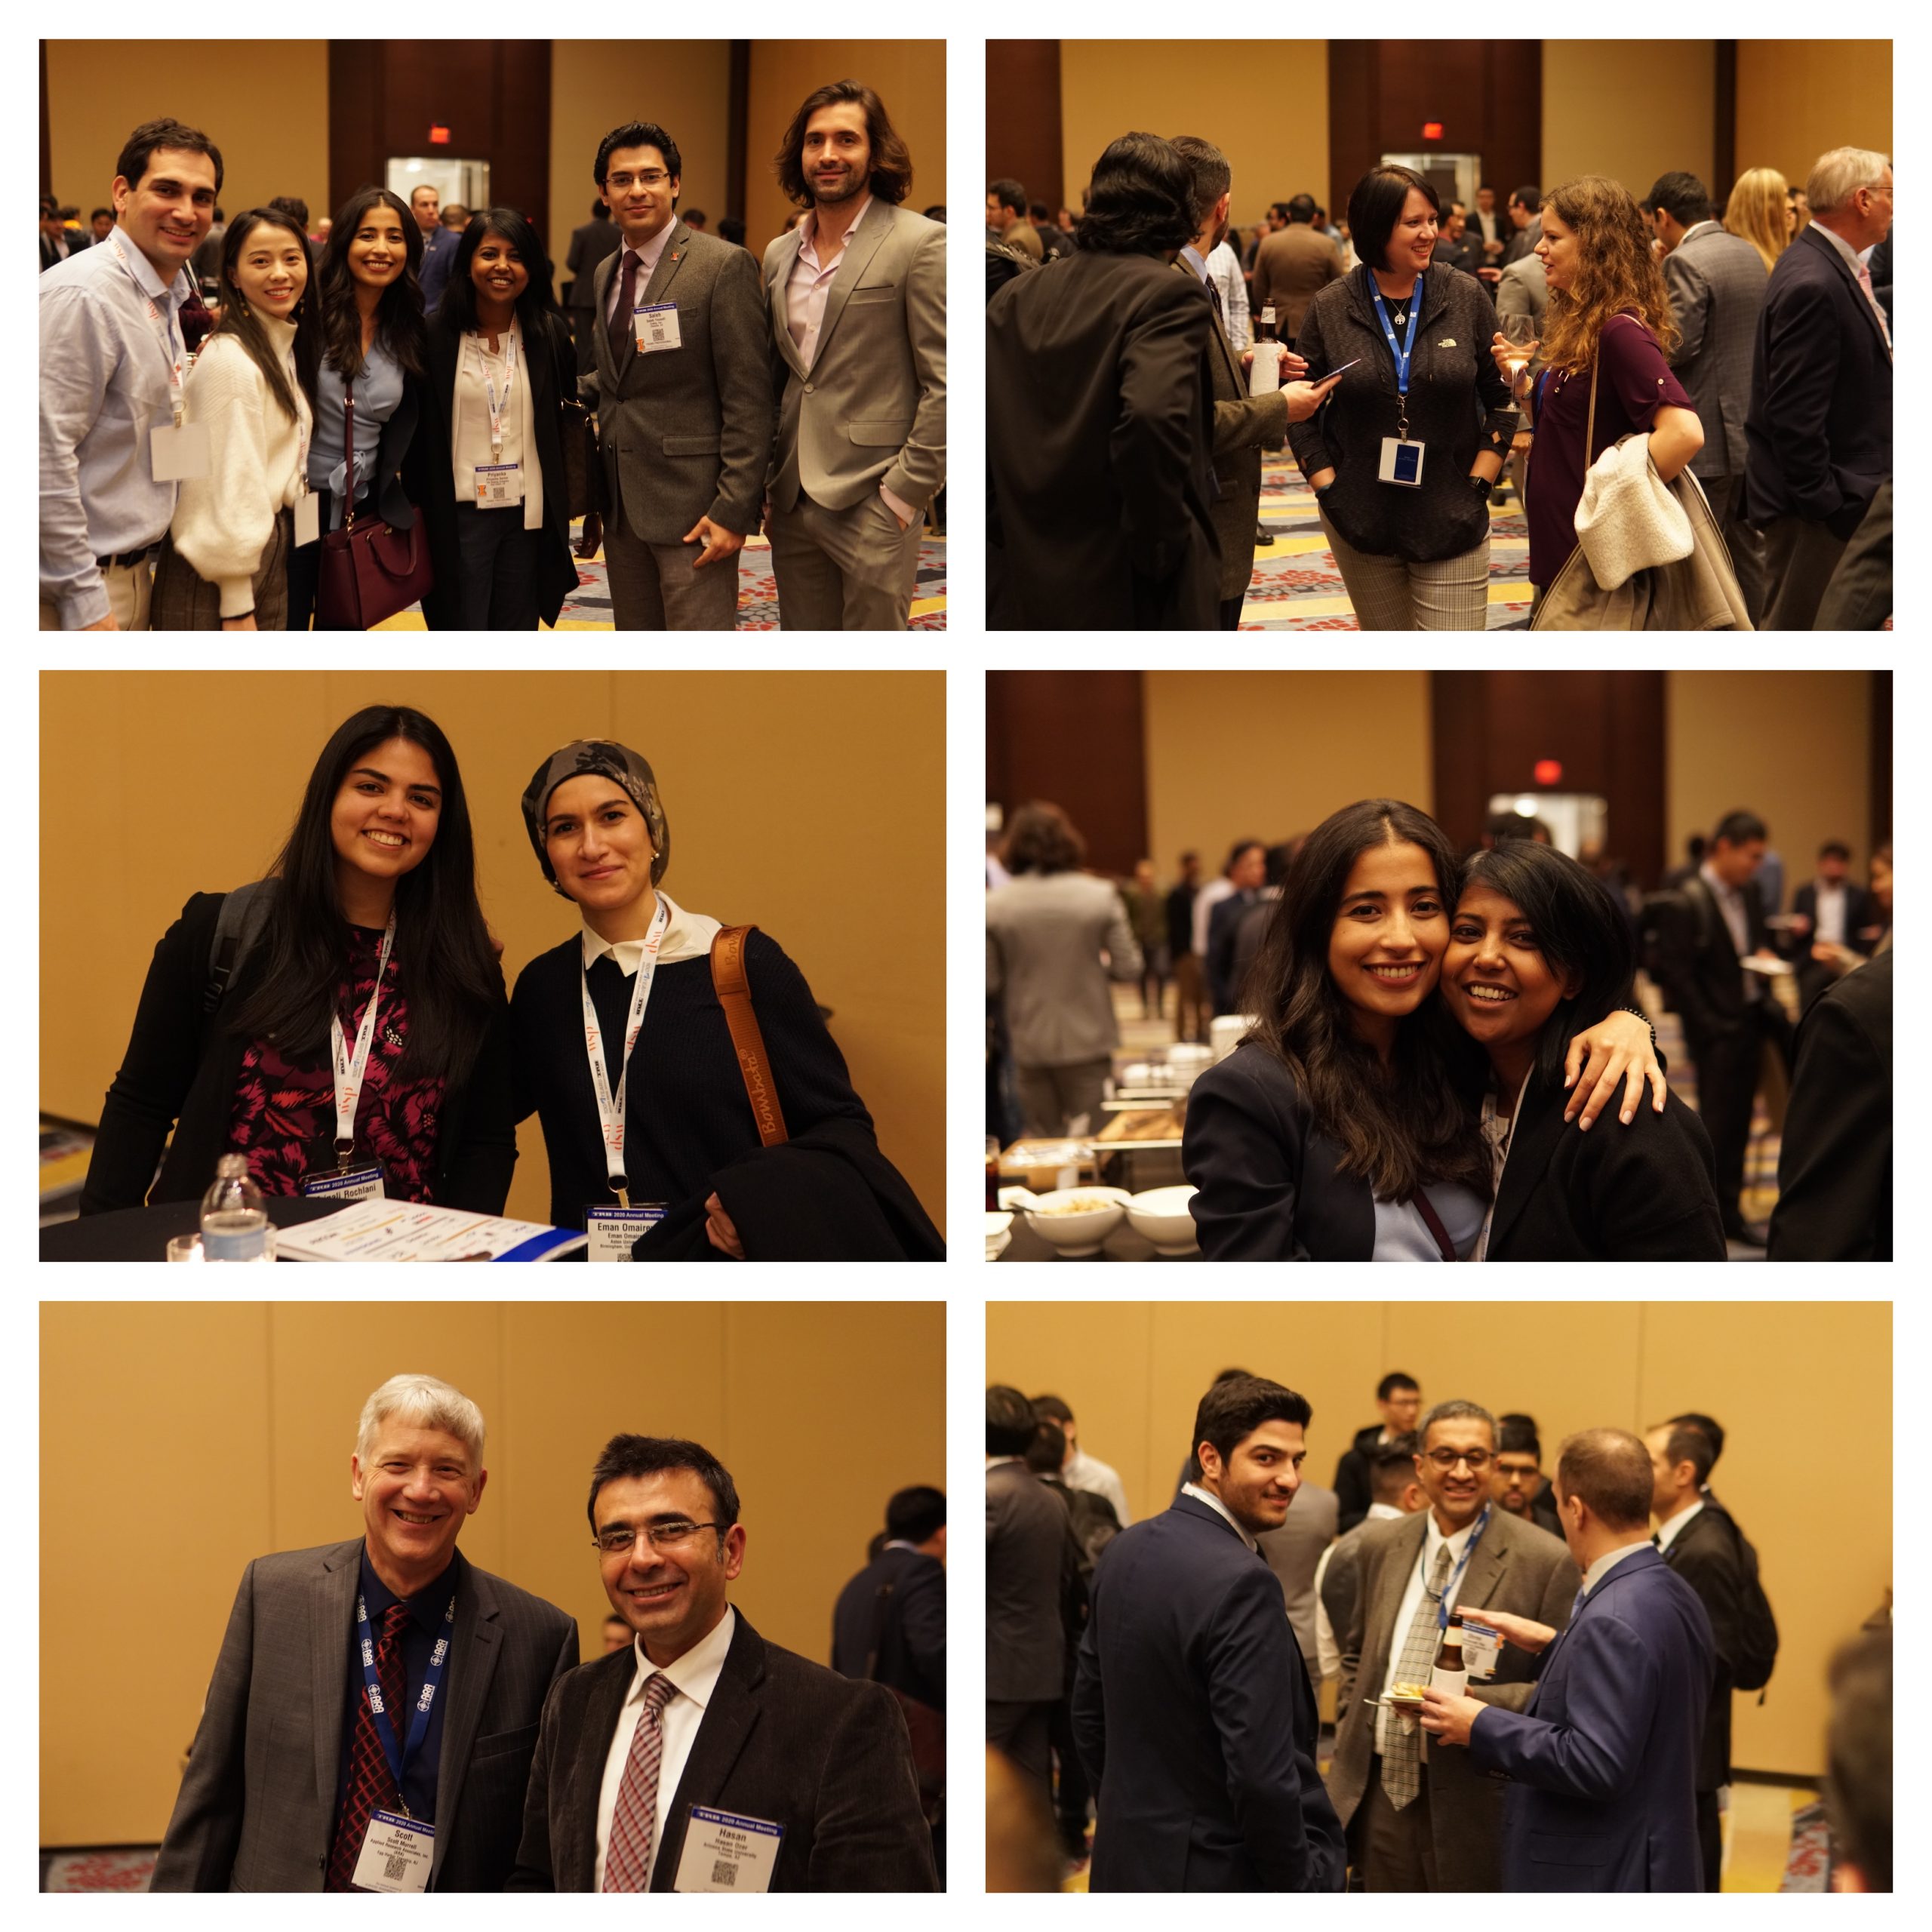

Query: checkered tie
[1380,1543,1453,1810]
[602,1672,678,1891]
[325,1601,411,1890]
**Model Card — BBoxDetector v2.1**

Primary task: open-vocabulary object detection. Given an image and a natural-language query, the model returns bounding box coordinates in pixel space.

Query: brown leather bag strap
[710,925,789,1146]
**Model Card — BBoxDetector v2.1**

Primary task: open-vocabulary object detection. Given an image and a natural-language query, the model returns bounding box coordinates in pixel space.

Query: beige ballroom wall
[1541,41,1714,205]
[744,41,946,260]
[41,1300,943,1847]
[1666,669,1875,875]
[44,39,332,235]
[1735,41,1894,198]
[1060,42,1331,228]
[989,1300,1890,1777]
[1143,669,1432,877]
[38,670,945,1233]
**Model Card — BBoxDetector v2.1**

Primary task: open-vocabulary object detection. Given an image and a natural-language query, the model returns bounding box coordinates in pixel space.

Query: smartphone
[1319,358,1363,380]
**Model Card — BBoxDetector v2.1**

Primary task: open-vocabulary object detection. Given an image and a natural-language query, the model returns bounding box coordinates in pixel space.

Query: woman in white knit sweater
[152,207,318,629]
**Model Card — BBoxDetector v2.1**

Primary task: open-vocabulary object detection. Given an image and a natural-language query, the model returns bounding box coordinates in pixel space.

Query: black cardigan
[1287,263,1516,561]
[78,891,516,1217]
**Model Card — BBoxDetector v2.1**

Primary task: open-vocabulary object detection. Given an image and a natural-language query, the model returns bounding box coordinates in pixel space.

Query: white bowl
[1126,1185,1200,1256]
[1019,1187,1131,1258]
[984,1211,1013,1261]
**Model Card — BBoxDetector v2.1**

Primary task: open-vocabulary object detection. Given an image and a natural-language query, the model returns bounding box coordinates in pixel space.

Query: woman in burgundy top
[81,705,515,1217]
[1495,176,1704,608]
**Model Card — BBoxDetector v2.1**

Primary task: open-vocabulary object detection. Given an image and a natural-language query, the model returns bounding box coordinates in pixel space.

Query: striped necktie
[602,1672,678,1890]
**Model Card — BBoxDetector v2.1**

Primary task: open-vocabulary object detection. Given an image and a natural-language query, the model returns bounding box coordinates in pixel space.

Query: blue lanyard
[1433,1500,1492,1629]
[356,1589,456,1811]
[1367,272,1425,398]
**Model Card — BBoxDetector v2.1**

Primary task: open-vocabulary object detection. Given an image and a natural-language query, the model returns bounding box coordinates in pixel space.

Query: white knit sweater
[171,318,313,617]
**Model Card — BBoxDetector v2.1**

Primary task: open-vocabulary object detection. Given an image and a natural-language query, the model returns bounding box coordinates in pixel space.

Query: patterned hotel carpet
[360,523,947,631]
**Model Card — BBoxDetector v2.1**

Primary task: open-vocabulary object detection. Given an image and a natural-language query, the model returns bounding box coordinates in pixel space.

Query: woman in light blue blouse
[287,186,427,631]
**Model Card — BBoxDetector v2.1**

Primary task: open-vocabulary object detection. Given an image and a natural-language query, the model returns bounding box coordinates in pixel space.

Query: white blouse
[450,320,542,530]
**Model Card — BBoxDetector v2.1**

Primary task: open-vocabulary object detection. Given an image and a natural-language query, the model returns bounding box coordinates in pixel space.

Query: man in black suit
[563,198,621,380]
[1334,1372,1422,1532]
[1786,840,1875,1012]
[987,132,1220,629]
[1073,1374,1346,1891]
[512,1433,934,1892]
[1743,146,1893,629]
[986,1386,1080,1801]
[1651,809,1793,1246]
[1647,1422,1746,1890]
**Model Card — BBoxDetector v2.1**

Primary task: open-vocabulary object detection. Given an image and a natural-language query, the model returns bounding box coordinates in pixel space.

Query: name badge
[293,491,321,547]
[1378,436,1426,487]
[474,462,522,507]
[586,1203,666,1262]
[672,1806,783,1892]
[351,1807,435,1893]
[635,303,681,352]
[150,421,211,482]
[300,1163,386,1203]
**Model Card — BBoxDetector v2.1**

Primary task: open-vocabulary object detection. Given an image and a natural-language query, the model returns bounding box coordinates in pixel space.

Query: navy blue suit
[1072,1494,1346,1892]
[418,223,460,315]
[1468,1543,1712,1891]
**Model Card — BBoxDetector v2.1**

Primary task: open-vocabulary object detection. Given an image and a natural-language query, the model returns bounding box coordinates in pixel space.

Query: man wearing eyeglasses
[509,1434,937,1892]
[1329,1399,1576,1891]
[151,1374,577,1892]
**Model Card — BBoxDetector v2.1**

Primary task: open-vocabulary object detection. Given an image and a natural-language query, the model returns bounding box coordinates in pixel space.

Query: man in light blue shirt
[39,116,220,630]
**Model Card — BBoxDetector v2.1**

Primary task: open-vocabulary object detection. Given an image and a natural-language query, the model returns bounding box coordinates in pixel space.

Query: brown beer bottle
[1429,1611,1469,1698]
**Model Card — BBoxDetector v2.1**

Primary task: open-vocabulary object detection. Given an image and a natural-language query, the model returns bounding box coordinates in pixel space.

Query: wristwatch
[1469,475,1494,500]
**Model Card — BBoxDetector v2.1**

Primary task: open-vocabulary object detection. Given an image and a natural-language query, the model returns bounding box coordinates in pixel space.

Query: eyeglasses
[606,171,670,192]
[593,1520,726,1555]
[1424,1447,1493,1471]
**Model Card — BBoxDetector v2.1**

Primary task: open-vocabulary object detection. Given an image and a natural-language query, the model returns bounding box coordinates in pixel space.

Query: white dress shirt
[1181,1481,1257,1552]
[1376,1512,1481,1752]
[1206,239,1251,351]
[1063,1447,1132,1527]
[1653,1498,1704,1552]
[451,321,542,530]
[579,891,722,976]
[1313,1501,1404,1681]
[593,1605,737,1890]
[1811,879,1848,945]
[1579,1537,1650,1598]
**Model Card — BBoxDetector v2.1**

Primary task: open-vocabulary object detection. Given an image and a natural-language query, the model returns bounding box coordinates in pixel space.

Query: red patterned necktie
[608,247,641,375]
[601,1672,678,1891]
[325,1601,413,1891]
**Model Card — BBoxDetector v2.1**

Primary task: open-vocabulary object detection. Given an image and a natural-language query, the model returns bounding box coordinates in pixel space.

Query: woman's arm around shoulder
[1182,1046,1310,1260]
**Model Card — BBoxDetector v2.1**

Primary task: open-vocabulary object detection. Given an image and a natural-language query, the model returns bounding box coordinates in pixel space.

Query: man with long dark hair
[762,79,944,629]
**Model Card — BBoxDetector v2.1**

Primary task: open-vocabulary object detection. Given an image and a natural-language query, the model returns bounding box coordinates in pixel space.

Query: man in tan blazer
[761,80,945,630]
[1332,1398,1577,1890]
[586,120,772,630]
[1251,194,1344,344]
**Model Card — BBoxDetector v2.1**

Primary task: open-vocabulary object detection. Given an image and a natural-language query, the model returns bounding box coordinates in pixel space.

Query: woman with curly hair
[1490,175,1703,611]
[1724,166,1792,275]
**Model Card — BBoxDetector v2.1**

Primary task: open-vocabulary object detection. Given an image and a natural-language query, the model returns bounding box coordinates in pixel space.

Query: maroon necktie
[608,248,640,376]
[325,1601,412,1890]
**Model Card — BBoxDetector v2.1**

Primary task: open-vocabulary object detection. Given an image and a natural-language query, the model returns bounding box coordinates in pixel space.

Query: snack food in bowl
[1008,1186,1131,1258]
[1125,1184,1200,1256]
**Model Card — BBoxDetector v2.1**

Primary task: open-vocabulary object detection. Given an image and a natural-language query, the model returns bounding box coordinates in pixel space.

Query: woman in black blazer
[79,705,514,1219]
[1442,841,1726,1260]
[1183,798,1663,1260]
[417,207,580,629]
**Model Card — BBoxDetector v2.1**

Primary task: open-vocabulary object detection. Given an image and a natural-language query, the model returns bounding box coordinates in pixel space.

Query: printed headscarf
[521,740,668,895]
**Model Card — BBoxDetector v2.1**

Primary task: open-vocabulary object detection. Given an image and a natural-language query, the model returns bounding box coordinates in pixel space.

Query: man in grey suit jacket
[1259,1478,1338,1674]
[509,1432,935,1890]
[1331,1400,1576,1891]
[152,1374,577,1892]
[761,79,945,629]
[586,120,773,629]
[1648,171,1770,620]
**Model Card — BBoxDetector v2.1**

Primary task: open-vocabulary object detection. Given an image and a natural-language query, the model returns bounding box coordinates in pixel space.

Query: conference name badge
[586,1203,666,1262]
[672,1805,783,1892]
[294,491,321,547]
[1377,437,1426,487]
[149,421,211,482]
[300,1163,386,1203]
[635,302,681,353]
[474,462,523,507]
[352,1808,434,1893]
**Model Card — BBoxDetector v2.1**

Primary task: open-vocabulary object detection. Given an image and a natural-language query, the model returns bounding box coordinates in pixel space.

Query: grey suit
[587,221,774,629]
[761,198,946,629]
[1257,1481,1338,1670]
[151,1538,577,1892]
[1495,253,1547,323]
[1332,1509,1576,1892]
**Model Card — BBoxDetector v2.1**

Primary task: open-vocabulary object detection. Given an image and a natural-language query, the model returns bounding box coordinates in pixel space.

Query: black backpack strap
[203,879,278,1016]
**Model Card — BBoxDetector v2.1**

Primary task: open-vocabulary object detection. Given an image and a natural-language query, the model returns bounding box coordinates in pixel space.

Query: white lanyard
[328,917,396,1164]
[468,325,518,461]
[580,895,671,1204]
[108,229,186,426]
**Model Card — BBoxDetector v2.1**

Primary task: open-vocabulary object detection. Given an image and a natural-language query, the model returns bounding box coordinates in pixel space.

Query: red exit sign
[429,125,451,145]
[1422,122,1444,141]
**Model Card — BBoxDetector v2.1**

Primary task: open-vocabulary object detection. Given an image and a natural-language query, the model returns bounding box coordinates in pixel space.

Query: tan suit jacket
[1331,1507,1577,1892]
[1251,223,1345,341]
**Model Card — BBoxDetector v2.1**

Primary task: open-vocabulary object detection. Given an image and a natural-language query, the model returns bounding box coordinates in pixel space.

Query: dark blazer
[1660,1507,1747,1792]
[1433,231,1485,278]
[1767,948,1892,1260]
[986,1460,1077,1704]
[78,890,515,1217]
[335,365,423,532]
[564,216,620,310]
[1788,879,1875,957]
[509,1612,937,1891]
[1742,222,1893,537]
[151,1540,577,1892]
[1651,872,1767,1044]
[1481,1066,1727,1261]
[417,223,459,314]
[1469,1544,1713,1893]
[1331,1423,1386,1533]
[416,309,580,628]
[1203,888,1258,1014]
[1660,222,1767,481]
[1072,1495,1346,1892]
[987,249,1219,630]
[1288,263,1515,561]
[832,1546,945,1712]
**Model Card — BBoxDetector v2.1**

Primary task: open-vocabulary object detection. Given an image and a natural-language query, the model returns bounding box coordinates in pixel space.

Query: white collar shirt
[1313,1502,1404,1681]
[605,221,677,332]
[1205,240,1251,351]
[1180,1481,1258,1552]
[578,891,721,977]
[1580,1538,1651,1598]
[1699,861,1753,958]
[786,193,872,371]
[593,1605,737,1890]
[1654,1499,1705,1552]
[1377,1512,1480,1752]
[1813,879,1848,944]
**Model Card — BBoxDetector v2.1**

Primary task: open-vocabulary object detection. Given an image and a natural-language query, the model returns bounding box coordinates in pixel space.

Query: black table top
[42,1197,341,1263]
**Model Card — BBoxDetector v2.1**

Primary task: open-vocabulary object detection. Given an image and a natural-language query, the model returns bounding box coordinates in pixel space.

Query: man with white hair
[152,1374,577,1892]
[1742,146,1894,629]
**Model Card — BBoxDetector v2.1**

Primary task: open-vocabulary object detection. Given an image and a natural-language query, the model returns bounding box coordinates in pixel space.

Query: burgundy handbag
[316,373,433,629]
